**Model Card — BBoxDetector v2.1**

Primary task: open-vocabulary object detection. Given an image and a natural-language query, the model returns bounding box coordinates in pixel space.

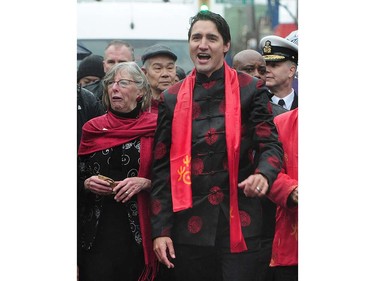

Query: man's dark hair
[188,10,231,45]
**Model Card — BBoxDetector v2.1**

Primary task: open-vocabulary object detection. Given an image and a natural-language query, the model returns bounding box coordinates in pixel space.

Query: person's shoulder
[236,69,251,82]
[274,108,298,123]
[237,70,264,89]
[160,82,181,104]
[167,81,183,95]
[80,87,96,99]
[139,111,158,129]
[82,112,106,130]
[79,87,102,114]
[141,111,158,120]
[271,102,288,117]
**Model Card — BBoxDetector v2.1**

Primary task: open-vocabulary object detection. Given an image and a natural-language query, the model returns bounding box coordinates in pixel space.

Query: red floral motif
[267,155,280,169]
[255,122,272,138]
[154,142,166,160]
[161,226,171,237]
[256,79,264,89]
[239,210,251,227]
[208,186,224,205]
[168,83,181,95]
[187,216,203,234]
[151,199,162,215]
[205,128,218,145]
[192,102,201,119]
[237,72,252,87]
[191,158,204,175]
[202,81,216,89]
[267,101,273,114]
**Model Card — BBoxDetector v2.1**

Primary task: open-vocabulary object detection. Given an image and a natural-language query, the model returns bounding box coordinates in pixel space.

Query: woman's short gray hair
[102,62,152,111]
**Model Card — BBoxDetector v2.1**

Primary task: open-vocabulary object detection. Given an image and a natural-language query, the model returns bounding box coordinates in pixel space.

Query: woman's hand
[84,175,113,195]
[113,177,151,203]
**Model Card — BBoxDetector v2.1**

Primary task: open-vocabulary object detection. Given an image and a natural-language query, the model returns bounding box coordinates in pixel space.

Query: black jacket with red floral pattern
[150,66,283,248]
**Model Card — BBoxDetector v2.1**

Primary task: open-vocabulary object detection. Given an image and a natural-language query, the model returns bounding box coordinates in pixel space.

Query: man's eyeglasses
[107,79,138,88]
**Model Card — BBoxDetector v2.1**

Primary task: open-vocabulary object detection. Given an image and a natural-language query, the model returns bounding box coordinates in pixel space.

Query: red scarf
[78,110,158,281]
[78,110,157,156]
[170,62,247,253]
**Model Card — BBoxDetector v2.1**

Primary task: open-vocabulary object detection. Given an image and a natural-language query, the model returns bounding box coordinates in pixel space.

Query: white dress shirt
[271,89,295,110]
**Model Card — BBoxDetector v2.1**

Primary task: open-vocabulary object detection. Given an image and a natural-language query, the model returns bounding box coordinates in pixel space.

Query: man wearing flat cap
[259,35,298,110]
[141,44,178,113]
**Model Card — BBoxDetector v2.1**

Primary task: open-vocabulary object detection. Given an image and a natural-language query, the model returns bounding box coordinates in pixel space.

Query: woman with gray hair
[78,62,158,281]
[101,61,152,113]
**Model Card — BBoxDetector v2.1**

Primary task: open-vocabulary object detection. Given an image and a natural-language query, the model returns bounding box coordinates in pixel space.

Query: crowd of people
[77,9,298,281]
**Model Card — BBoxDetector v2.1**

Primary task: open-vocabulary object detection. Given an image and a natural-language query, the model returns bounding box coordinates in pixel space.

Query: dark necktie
[278,99,285,107]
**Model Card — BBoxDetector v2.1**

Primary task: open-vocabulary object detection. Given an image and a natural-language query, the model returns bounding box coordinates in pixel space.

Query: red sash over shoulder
[170,62,247,253]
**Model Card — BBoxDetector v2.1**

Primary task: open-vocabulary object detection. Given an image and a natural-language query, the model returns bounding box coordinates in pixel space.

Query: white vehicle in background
[77,1,198,72]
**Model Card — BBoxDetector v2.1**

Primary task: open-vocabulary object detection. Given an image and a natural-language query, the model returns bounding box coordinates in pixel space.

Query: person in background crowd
[102,40,135,73]
[77,54,105,87]
[232,49,266,80]
[174,65,187,84]
[141,44,177,113]
[77,85,104,148]
[232,48,287,281]
[84,40,135,108]
[76,84,105,281]
[233,49,286,118]
[150,10,283,281]
[78,62,158,281]
[267,108,298,281]
[259,35,298,110]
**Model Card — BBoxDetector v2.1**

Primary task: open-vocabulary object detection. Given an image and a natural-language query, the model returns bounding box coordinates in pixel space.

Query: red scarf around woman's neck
[170,62,247,253]
[78,110,157,156]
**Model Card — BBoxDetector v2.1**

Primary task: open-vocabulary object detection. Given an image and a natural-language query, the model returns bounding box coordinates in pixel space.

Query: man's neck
[269,86,293,99]
[152,91,161,101]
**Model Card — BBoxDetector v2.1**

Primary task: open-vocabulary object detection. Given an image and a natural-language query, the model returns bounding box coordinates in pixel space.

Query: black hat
[141,44,177,65]
[259,35,298,65]
[77,54,105,82]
